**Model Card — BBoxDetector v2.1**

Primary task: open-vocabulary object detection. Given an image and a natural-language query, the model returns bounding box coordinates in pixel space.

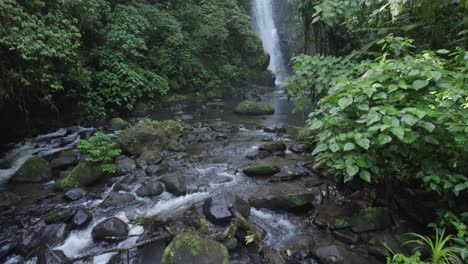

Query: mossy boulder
[206,101,225,109]
[259,141,286,152]
[136,151,162,167]
[11,156,52,183]
[234,101,274,115]
[161,232,228,264]
[243,165,281,177]
[249,183,318,210]
[0,192,21,207]
[110,118,129,130]
[210,121,236,132]
[56,162,103,190]
[118,119,183,156]
[206,89,223,100]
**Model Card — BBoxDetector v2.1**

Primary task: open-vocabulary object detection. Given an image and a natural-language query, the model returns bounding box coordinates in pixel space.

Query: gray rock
[259,141,287,153]
[243,165,281,177]
[50,150,78,169]
[315,245,376,264]
[283,235,316,261]
[263,124,286,133]
[64,188,87,201]
[349,207,393,233]
[44,208,74,224]
[246,150,271,160]
[116,156,136,175]
[161,174,187,195]
[289,143,310,154]
[100,192,136,207]
[0,239,18,260]
[38,249,70,264]
[72,209,92,228]
[136,181,164,197]
[91,217,129,243]
[249,183,318,210]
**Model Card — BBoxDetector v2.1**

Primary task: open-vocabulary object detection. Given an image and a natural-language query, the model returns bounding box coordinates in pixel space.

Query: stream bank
[0,86,420,264]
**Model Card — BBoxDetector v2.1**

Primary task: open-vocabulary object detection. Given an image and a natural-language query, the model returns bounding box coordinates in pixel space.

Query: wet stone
[333,229,360,245]
[0,239,18,260]
[100,192,136,207]
[72,209,92,228]
[44,208,74,224]
[64,188,87,202]
[283,235,316,261]
[136,181,164,197]
[263,124,286,133]
[116,156,136,175]
[161,174,187,195]
[243,165,281,177]
[91,217,129,243]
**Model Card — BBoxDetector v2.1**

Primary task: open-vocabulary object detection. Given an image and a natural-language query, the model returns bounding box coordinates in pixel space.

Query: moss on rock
[259,141,286,152]
[56,161,102,190]
[234,101,274,115]
[12,156,52,183]
[0,192,21,207]
[110,118,130,130]
[161,232,228,264]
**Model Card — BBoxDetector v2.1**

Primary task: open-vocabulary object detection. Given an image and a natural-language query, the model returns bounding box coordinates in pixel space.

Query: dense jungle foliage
[285,0,467,262]
[0,0,268,120]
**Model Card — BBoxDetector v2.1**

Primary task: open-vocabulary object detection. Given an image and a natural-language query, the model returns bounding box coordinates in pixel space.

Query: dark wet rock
[50,150,78,169]
[56,161,103,190]
[161,174,187,195]
[249,183,318,210]
[246,150,271,160]
[38,249,70,264]
[206,101,225,109]
[116,156,136,174]
[243,165,281,177]
[92,217,129,243]
[203,195,250,226]
[64,188,87,201]
[223,238,239,251]
[112,183,130,192]
[349,207,393,233]
[136,181,164,197]
[283,235,316,261]
[43,224,71,247]
[210,121,236,132]
[44,208,74,224]
[136,151,162,168]
[161,232,228,264]
[139,239,167,264]
[315,245,376,264]
[215,133,228,140]
[395,195,437,225]
[289,143,311,154]
[11,156,52,183]
[72,209,92,228]
[19,224,70,254]
[135,102,151,115]
[168,143,186,152]
[314,202,355,229]
[234,101,274,115]
[273,151,286,157]
[100,192,136,207]
[360,230,404,259]
[269,166,309,182]
[146,165,166,176]
[0,239,18,260]
[0,192,21,207]
[333,230,360,245]
[111,117,129,130]
[263,124,286,133]
[259,141,287,153]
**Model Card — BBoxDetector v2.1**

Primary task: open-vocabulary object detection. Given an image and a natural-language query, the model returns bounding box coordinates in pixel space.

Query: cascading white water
[253,0,287,85]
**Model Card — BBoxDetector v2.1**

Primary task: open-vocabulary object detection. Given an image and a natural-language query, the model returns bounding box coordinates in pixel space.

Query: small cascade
[253,0,288,85]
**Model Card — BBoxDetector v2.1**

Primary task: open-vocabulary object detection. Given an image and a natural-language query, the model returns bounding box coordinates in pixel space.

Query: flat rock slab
[243,165,281,177]
[249,183,318,210]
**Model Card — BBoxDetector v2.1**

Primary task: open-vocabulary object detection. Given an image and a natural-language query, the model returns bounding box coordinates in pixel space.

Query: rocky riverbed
[0,87,419,264]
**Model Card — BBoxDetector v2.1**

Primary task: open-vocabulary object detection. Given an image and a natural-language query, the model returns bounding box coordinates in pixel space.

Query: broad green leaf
[454,183,466,193]
[403,131,419,144]
[309,119,324,130]
[401,114,419,127]
[412,80,429,90]
[359,170,371,183]
[430,71,442,81]
[343,143,355,151]
[330,143,340,153]
[420,122,435,132]
[346,164,359,177]
[312,144,327,155]
[391,127,405,140]
[356,159,367,168]
[378,134,392,145]
[424,135,440,145]
[356,138,370,150]
[338,97,352,109]
[436,49,450,54]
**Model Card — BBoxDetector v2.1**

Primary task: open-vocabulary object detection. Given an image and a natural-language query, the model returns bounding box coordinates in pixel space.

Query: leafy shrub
[306,44,467,198]
[76,132,121,173]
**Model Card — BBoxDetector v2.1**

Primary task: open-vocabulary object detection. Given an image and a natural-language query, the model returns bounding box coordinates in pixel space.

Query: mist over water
[253,0,287,85]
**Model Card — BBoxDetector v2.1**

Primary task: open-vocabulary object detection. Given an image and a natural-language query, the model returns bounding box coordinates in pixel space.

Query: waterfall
[253,0,287,86]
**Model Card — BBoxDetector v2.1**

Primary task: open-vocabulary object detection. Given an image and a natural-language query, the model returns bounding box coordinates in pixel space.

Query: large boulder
[249,183,318,210]
[161,232,229,264]
[50,150,78,169]
[234,101,274,115]
[11,156,52,183]
[243,165,281,177]
[91,217,129,243]
[136,181,164,197]
[55,162,103,190]
[161,174,187,195]
[116,156,136,175]
[203,196,250,226]
[72,209,92,228]
[259,141,286,153]
[136,151,162,168]
[110,117,129,130]
[64,188,87,202]
[100,192,136,207]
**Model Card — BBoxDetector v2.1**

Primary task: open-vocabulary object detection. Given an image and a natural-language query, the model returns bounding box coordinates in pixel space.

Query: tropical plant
[76,131,121,173]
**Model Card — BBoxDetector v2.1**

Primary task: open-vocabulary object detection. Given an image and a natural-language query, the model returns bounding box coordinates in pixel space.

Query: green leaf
[420,122,435,132]
[346,164,359,177]
[454,183,466,193]
[436,49,450,54]
[430,71,442,82]
[378,134,392,145]
[359,170,371,183]
[312,144,327,155]
[343,143,355,151]
[356,138,370,150]
[391,127,405,140]
[338,97,352,109]
[412,80,429,90]
[401,114,419,127]
[356,159,367,168]
[330,143,340,153]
